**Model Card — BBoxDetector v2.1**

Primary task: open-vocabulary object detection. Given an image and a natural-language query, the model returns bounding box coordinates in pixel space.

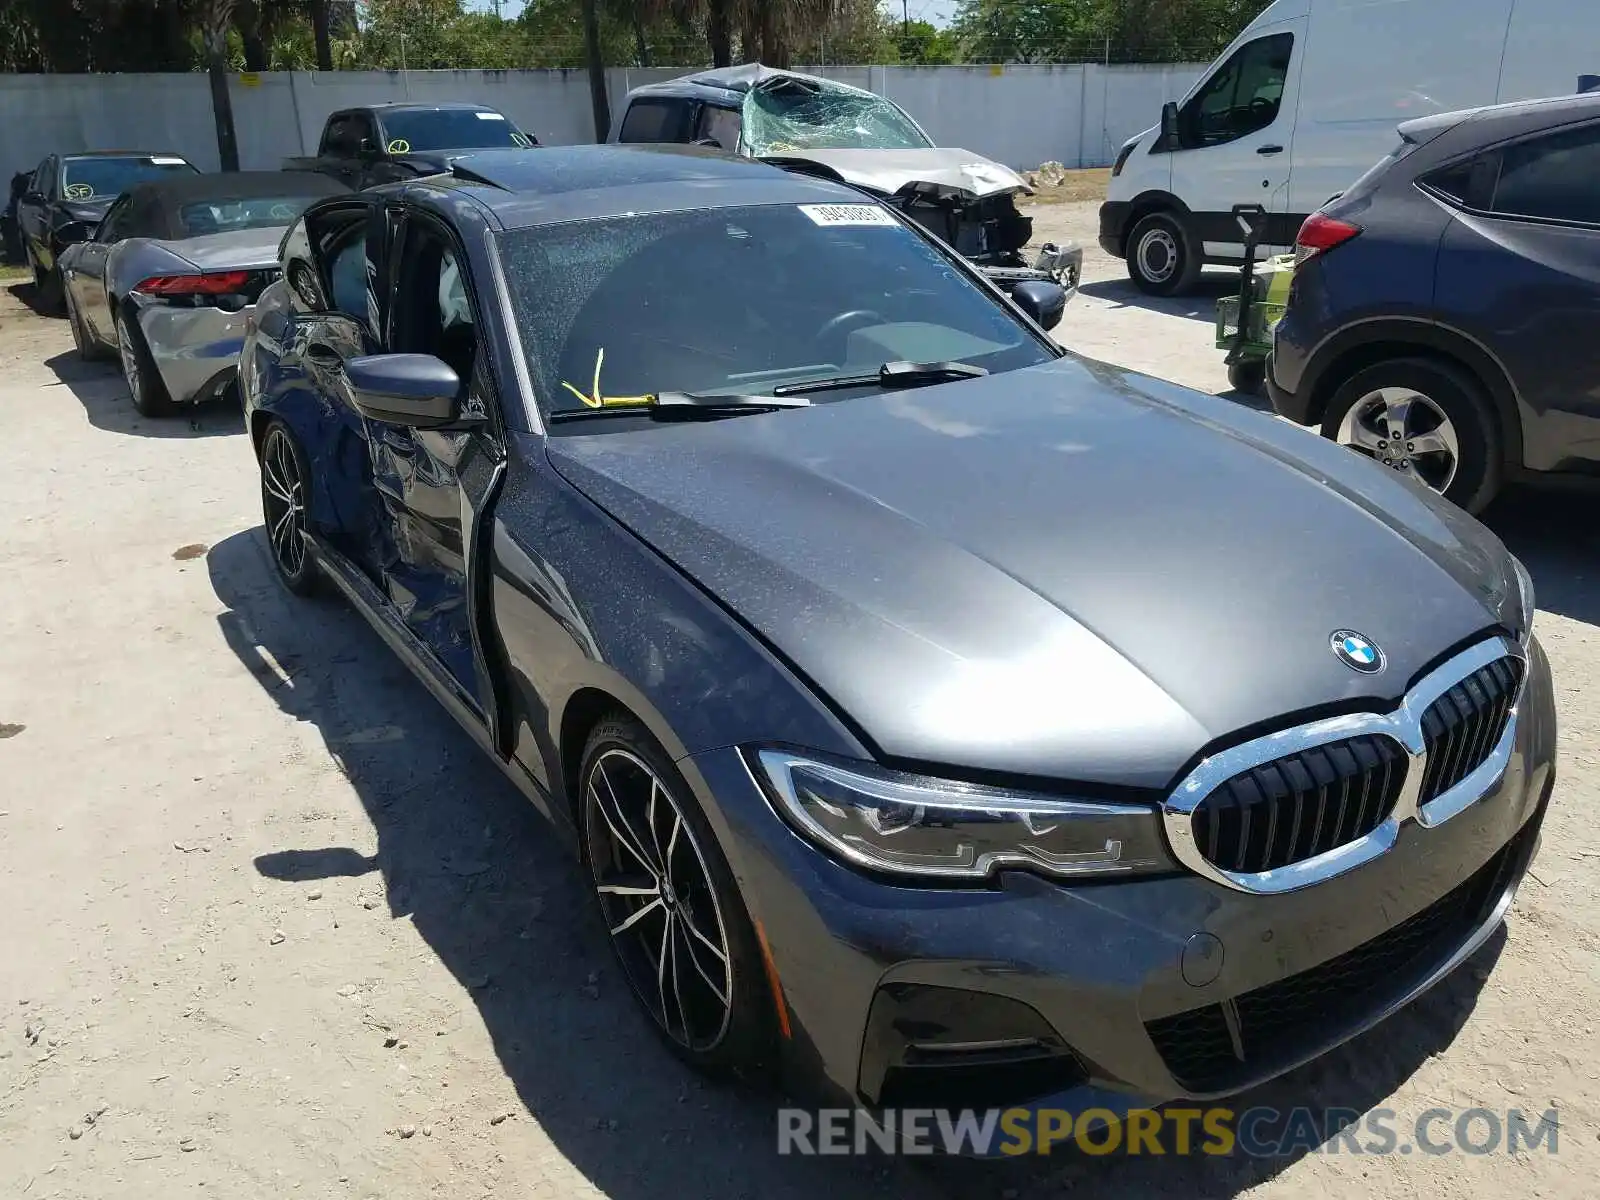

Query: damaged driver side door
[362,207,504,715]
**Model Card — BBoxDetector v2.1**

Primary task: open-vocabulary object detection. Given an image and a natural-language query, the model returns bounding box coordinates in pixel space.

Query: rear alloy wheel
[114,306,175,417]
[1126,211,1202,297]
[260,422,319,596]
[580,715,774,1075]
[1322,357,1502,513]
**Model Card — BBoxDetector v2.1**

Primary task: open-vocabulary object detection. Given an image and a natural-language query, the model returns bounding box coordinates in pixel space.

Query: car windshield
[61,156,194,200]
[498,202,1054,418]
[176,194,330,237]
[743,79,932,154]
[378,108,532,153]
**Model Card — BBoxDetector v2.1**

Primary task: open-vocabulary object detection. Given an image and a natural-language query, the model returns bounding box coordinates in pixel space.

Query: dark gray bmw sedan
[239,145,1555,1120]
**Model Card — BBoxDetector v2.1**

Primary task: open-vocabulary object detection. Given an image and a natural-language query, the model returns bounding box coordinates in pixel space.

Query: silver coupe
[59,170,350,416]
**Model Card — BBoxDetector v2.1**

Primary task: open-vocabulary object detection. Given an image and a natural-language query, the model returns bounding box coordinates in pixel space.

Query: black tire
[259,420,320,596]
[33,248,64,314]
[1320,357,1503,514]
[578,712,776,1079]
[1228,358,1267,396]
[1126,211,1203,296]
[113,303,175,417]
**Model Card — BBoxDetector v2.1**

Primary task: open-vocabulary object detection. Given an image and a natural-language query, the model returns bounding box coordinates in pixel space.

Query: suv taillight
[1294,212,1361,268]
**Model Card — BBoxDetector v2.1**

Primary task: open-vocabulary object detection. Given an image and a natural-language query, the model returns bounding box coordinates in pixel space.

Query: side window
[1490,123,1600,227]
[390,218,478,396]
[95,198,131,243]
[280,216,324,311]
[323,114,357,157]
[351,112,379,155]
[33,158,53,198]
[694,104,741,151]
[617,99,693,143]
[1181,33,1294,148]
[326,227,370,321]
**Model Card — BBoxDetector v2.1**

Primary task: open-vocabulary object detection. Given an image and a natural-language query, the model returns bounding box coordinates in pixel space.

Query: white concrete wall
[0,63,1208,178]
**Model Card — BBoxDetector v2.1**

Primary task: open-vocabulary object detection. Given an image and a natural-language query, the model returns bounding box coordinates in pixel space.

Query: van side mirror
[1011,279,1068,332]
[55,220,93,246]
[1160,101,1181,151]
[343,353,476,429]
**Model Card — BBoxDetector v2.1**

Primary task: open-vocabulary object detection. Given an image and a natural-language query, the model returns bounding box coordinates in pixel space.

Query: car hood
[545,357,1519,789]
[62,197,113,224]
[155,226,290,272]
[759,147,1030,199]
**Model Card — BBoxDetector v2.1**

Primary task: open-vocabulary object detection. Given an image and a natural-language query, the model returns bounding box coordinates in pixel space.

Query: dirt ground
[1,209,1597,1199]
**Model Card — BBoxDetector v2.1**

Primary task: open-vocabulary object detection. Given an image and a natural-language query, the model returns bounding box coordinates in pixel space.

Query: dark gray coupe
[238,145,1555,1120]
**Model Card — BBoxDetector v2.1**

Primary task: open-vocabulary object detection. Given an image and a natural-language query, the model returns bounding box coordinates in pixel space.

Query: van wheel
[1321,357,1503,514]
[1127,212,1202,296]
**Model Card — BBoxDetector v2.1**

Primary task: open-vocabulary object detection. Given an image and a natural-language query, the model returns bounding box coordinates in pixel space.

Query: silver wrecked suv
[610,63,1082,298]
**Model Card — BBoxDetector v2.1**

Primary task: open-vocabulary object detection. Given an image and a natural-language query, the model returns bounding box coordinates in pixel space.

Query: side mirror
[23,190,44,204]
[1011,279,1067,332]
[55,220,93,246]
[358,137,380,159]
[343,353,472,429]
[1160,101,1181,151]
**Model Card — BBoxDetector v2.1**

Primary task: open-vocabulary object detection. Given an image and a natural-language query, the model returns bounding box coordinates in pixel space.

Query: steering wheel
[268,202,296,220]
[815,309,885,356]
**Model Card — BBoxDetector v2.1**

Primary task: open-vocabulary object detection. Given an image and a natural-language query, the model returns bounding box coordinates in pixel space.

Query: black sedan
[15,149,197,310]
[239,145,1554,1119]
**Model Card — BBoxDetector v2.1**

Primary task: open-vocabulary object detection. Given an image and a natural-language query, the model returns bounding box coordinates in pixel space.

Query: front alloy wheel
[579,715,775,1074]
[260,422,317,595]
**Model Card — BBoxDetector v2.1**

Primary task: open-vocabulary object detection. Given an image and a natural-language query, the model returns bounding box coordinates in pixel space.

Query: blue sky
[463,0,959,31]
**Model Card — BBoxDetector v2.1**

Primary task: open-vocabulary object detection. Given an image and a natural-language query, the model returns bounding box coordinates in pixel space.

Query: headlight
[1513,555,1536,646]
[748,749,1171,882]
[1111,140,1139,178]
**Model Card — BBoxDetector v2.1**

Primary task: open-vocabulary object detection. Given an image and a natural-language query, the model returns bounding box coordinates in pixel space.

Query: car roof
[622,62,874,107]
[60,151,192,162]
[1400,91,1600,147]
[352,102,502,113]
[401,143,870,229]
[123,170,350,206]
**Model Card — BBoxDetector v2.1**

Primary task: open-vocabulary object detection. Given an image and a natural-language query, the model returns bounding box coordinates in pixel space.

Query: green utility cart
[1216,204,1296,395]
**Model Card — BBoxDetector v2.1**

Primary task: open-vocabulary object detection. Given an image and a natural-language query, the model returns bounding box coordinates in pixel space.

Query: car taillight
[134,270,251,296]
[1294,213,1361,268]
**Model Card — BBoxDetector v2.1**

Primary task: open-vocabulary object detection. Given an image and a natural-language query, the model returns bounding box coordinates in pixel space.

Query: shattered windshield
[498,203,1052,419]
[742,78,933,155]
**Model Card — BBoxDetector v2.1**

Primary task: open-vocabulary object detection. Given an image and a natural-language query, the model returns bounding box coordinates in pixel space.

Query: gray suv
[1268,93,1600,513]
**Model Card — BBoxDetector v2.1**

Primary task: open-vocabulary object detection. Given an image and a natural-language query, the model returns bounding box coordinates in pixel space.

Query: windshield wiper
[548,391,812,423]
[772,360,988,397]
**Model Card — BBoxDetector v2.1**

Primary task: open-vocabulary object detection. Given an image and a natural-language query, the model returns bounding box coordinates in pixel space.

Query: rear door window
[1490,123,1600,227]
[617,99,693,143]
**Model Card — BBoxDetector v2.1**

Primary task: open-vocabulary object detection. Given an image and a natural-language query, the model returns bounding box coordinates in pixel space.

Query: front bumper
[134,301,252,406]
[679,635,1556,1114]
[981,242,1084,300]
[1099,200,1133,258]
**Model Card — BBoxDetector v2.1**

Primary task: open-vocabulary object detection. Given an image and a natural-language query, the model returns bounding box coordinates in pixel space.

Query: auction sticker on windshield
[799,204,898,228]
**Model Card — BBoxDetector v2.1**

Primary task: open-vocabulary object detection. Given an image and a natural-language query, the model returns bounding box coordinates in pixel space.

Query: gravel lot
[1,201,1597,1199]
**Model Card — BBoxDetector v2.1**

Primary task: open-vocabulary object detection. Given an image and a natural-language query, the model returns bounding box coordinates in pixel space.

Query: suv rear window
[1490,123,1600,226]
[617,100,692,143]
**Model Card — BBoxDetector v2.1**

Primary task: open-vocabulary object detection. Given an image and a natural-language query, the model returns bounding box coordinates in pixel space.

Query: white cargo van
[1099,0,1598,294]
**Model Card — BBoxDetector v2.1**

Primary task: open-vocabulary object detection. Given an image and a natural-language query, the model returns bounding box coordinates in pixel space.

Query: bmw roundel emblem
[1331,630,1385,674]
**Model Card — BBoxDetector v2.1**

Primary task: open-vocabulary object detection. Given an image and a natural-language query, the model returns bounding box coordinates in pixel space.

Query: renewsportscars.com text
[777,1105,1561,1157]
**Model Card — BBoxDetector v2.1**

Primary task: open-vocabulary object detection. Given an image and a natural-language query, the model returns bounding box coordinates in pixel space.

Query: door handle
[1256,144,1284,156]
